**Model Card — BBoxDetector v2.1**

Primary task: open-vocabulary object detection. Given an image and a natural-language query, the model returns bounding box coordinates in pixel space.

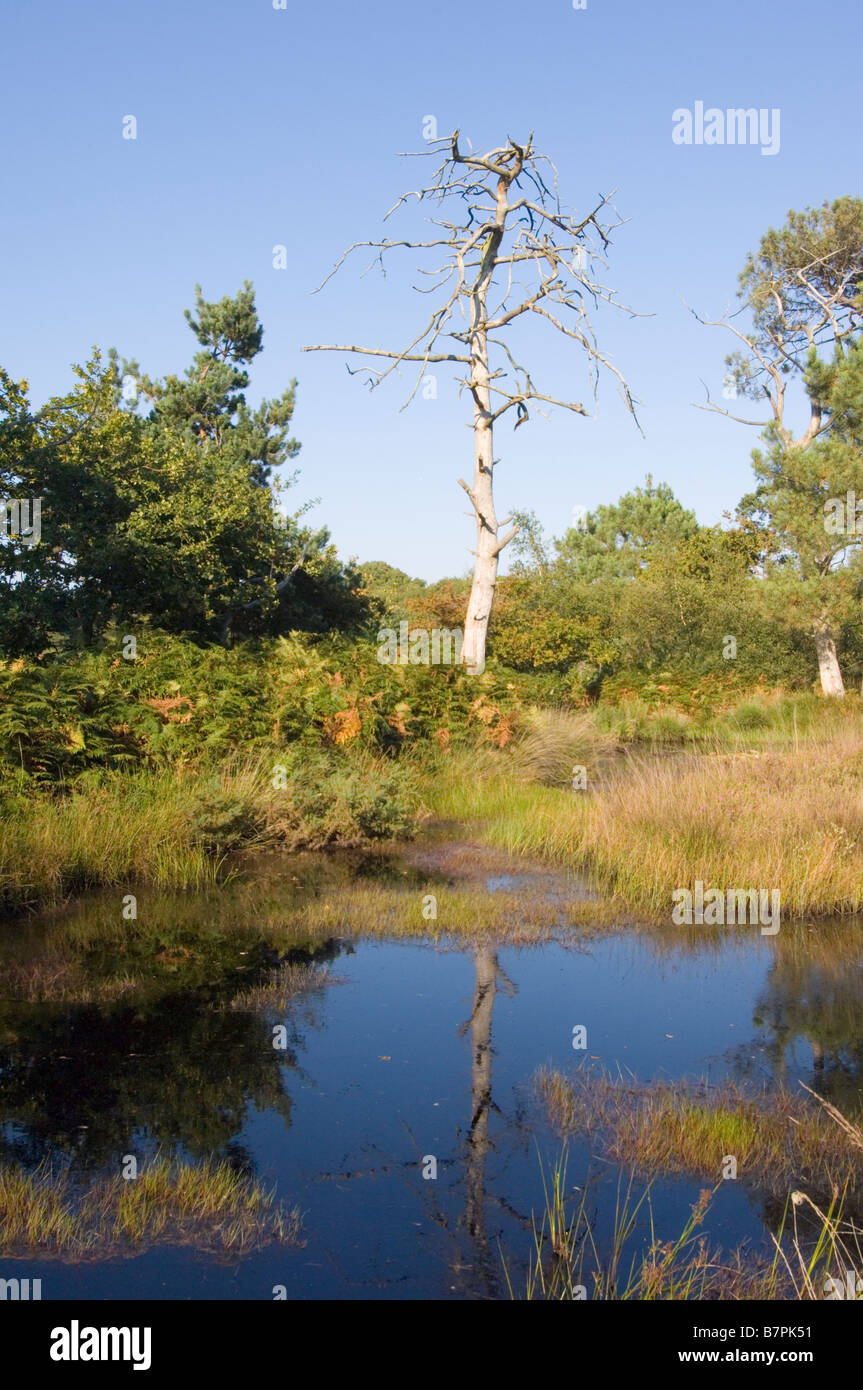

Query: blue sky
[2,0,860,580]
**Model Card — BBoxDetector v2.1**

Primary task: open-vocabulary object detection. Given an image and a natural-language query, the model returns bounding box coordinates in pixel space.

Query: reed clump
[0,1156,303,1258]
[536,1069,863,1197]
[427,705,863,920]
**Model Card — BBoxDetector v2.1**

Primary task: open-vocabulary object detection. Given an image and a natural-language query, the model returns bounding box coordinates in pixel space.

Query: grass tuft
[0,1155,303,1259]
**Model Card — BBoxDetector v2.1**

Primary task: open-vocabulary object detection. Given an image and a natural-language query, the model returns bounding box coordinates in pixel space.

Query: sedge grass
[0,772,219,912]
[503,1141,863,1300]
[0,1154,303,1259]
[426,710,863,919]
[501,1150,784,1300]
[0,749,420,914]
[536,1069,863,1199]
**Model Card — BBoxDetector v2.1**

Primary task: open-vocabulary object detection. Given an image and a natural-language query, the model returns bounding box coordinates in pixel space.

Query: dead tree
[303,131,639,674]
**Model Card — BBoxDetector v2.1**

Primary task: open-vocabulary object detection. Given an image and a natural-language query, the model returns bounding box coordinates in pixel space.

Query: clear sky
[2,0,860,581]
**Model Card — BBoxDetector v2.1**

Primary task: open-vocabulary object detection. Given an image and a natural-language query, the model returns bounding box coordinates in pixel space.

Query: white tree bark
[461,284,500,674]
[461,404,497,673]
[461,183,515,675]
[814,627,845,696]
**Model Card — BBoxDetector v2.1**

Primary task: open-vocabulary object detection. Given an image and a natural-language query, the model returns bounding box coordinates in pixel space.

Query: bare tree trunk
[462,186,511,677]
[462,325,497,676]
[814,627,845,697]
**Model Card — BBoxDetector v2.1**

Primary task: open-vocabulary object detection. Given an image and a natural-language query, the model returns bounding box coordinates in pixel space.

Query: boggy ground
[4,691,863,923]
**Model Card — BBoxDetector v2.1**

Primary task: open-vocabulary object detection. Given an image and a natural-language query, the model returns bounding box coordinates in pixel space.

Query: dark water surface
[1,845,862,1299]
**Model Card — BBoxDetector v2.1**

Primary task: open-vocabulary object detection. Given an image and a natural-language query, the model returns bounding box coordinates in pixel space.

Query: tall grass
[501,1151,781,1300]
[0,771,217,911]
[426,703,863,919]
[536,1069,863,1198]
[0,750,421,913]
[0,1154,303,1258]
[504,1119,863,1300]
[773,1187,863,1300]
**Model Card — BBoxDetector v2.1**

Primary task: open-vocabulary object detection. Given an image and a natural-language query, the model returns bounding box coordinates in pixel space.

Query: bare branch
[458,476,493,532]
[301,344,469,364]
[493,524,520,556]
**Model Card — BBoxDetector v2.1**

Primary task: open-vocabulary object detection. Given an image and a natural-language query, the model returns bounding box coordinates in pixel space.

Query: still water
[1,844,861,1299]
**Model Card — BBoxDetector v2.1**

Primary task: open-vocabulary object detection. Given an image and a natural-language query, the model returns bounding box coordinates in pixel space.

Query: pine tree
[128,281,300,485]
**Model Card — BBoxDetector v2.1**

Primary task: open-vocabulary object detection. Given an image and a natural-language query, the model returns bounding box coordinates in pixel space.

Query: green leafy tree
[554,477,698,581]
[490,572,612,679]
[483,481,698,693]
[737,424,862,697]
[358,561,428,625]
[617,526,805,687]
[0,287,369,651]
[0,355,154,649]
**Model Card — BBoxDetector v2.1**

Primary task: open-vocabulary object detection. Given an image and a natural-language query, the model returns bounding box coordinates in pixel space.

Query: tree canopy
[0,286,369,653]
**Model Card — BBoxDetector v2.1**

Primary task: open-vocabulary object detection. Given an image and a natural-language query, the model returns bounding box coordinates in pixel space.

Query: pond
[1,842,861,1299]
